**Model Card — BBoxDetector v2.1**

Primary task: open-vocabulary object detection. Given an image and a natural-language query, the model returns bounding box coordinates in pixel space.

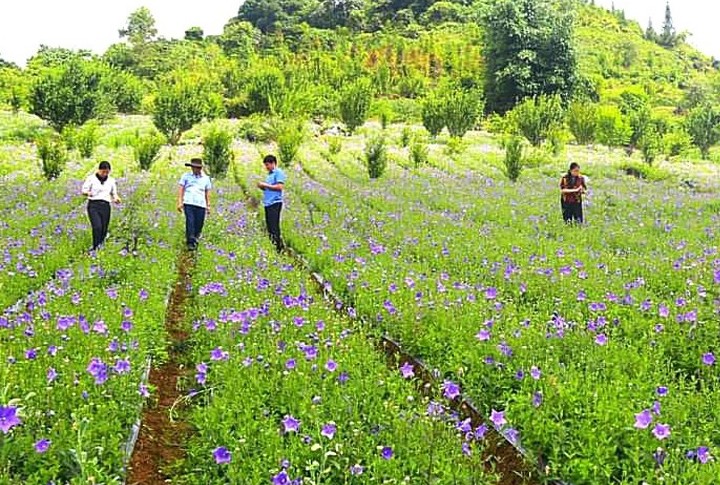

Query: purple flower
[210,347,229,361]
[139,288,149,300]
[462,442,472,457]
[34,439,50,453]
[653,424,671,440]
[476,329,491,342]
[504,428,520,446]
[0,407,21,434]
[47,368,57,383]
[106,288,118,300]
[399,362,414,379]
[654,448,667,467]
[338,371,349,384]
[321,423,336,440]
[490,409,506,428]
[114,358,131,375]
[703,352,715,366]
[697,446,712,464]
[530,366,541,380]
[350,464,364,475]
[532,392,543,408]
[485,287,498,299]
[595,334,608,346]
[381,446,393,460]
[286,359,296,370]
[272,470,290,485]
[213,446,232,464]
[442,380,460,400]
[652,401,661,416]
[325,360,337,373]
[282,415,300,434]
[475,424,488,440]
[634,410,653,429]
[657,386,668,397]
[139,383,150,398]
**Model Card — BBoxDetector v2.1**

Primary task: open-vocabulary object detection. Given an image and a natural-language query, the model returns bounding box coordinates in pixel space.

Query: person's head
[186,158,203,175]
[568,162,580,177]
[263,154,278,172]
[97,161,111,178]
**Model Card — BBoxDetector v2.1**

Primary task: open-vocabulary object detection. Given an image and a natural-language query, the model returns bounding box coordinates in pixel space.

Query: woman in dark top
[560,162,587,224]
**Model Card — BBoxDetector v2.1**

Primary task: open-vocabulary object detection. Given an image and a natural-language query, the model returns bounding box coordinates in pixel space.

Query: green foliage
[328,135,343,155]
[36,134,67,180]
[548,128,568,156]
[567,101,598,144]
[185,27,205,42]
[444,136,466,156]
[686,104,720,159]
[236,115,276,143]
[153,79,222,144]
[203,127,234,179]
[245,66,286,115]
[102,71,145,114]
[483,0,578,114]
[596,105,631,149]
[638,125,663,165]
[502,136,524,182]
[663,129,692,157]
[132,130,164,170]
[400,127,412,147]
[421,92,445,138]
[443,89,482,139]
[119,7,158,45]
[277,120,306,167]
[339,78,373,134]
[409,137,429,168]
[364,134,387,179]
[76,121,100,159]
[29,59,113,132]
[508,95,565,147]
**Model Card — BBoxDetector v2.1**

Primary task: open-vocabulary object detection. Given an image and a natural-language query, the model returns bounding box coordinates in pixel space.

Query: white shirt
[82,175,119,203]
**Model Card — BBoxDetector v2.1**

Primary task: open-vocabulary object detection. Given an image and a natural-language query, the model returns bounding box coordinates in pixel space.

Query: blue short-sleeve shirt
[263,168,286,207]
[179,172,212,208]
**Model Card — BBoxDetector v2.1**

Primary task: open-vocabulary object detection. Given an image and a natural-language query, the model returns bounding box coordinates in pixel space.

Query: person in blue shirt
[256,154,286,252]
[177,158,212,251]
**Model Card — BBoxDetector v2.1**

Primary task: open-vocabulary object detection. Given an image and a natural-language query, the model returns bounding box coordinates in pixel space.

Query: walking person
[257,155,286,252]
[82,161,121,251]
[560,162,587,224]
[177,158,212,251]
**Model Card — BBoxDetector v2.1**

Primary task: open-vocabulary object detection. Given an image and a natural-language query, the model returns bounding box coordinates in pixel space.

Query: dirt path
[127,252,194,485]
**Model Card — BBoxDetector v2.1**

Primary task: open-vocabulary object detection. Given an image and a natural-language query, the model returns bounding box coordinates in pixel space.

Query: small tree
[133,130,164,171]
[686,104,720,160]
[508,95,565,147]
[245,66,286,115]
[153,80,219,145]
[596,105,632,150]
[339,78,373,134]
[409,138,429,168]
[502,136,524,182]
[421,93,445,138]
[444,90,482,139]
[567,101,598,145]
[639,125,663,165]
[203,127,234,179]
[76,121,99,158]
[277,120,306,167]
[365,134,387,179]
[37,134,67,180]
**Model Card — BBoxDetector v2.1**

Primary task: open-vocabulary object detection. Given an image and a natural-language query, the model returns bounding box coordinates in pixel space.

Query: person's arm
[177,180,185,213]
[81,177,93,197]
[260,171,286,191]
[205,179,212,213]
[112,180,121,204]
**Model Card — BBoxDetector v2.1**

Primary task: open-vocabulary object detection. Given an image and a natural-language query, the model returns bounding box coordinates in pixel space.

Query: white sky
[0,1,718,66]
[596,0,719,58]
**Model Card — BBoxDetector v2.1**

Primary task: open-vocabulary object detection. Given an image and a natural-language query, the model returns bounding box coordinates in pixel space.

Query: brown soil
[127,252,193,485]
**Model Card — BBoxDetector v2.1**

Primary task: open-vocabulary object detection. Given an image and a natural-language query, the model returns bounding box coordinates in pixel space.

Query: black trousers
[562,202,583,224]
[88,200,111,250]
[264,203,283,251]
[184,204,207,248]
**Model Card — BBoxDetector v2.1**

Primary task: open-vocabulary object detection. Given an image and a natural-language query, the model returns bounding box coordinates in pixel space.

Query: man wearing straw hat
[177,158,212,251]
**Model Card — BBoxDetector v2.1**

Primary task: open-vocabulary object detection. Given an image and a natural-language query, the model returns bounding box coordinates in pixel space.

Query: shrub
[686,104,720,160]
[400,127,413,148]
[133,130,164,171]
[639,126,663,165]
[339,79,373,134]
[277,120,305,167]
[409,139,429,168]
[502,136,524,182]
[664,129,692,157]
[37,134,67,180]
[567,102,598,144]
[328,136,342,156]
[421,93,445,138]
[76,121,100,158]
[153,80,221,145]
[444,89,483,139]
[444,136,466,156]
[236,115,275,143]
[365,134,387,179]
[508,95,565,146]
[245,66,286,115]
[203,127,234,179]
[596,105,632,149]
[548,128,568,156]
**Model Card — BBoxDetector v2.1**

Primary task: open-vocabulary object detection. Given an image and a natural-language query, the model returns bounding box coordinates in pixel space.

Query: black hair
[98,161,111,170]
[263,154,278,165]
[191,157,203,165]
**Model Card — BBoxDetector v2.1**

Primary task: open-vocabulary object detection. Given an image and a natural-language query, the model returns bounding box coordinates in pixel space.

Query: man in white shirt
[81,161,121,251]
[177,158,212,251]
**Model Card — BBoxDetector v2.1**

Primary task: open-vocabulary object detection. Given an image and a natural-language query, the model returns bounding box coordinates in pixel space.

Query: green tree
[659,2,677,48]
[153,79,222,144]
[184,27,205,41]
[483,0,578,114]
[203,127,234,178]
[119,7,158,46]
[237,0,315,33]
[339,78,373,134]
[444,89,483,139]
[508,95,565,147]
[596,105,631,150]
[567,101,598,145]
[686,104,720,159]
[29,59,112,132]
[421,92,445,138]
[245,66,287,115]
[219,20,259,59]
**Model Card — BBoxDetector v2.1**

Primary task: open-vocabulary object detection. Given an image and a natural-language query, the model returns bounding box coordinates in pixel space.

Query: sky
[596,0,719,58]
[0,0,718,66]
